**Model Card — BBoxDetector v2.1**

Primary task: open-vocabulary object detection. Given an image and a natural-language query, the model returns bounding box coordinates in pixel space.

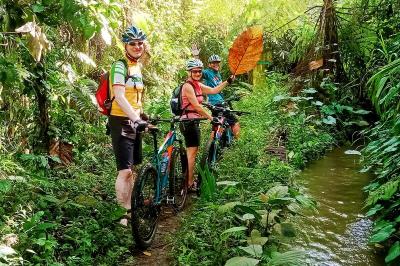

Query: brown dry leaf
[308,58,323,70]
[228,26,263,75]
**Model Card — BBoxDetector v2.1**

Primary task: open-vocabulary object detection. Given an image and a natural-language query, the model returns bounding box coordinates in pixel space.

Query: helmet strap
[125,52,140,62]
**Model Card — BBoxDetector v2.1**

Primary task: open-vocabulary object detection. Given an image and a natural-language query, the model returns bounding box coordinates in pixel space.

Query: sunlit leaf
[352,109,371,115]
[247,229,268,245]
[241,213,255,221]
[101,27,112,45]
[217,181,239,186]
[365,204,383,217]
[225,257,259,266]
[266,185,288,199]
[269,250,305,265]
[76,52,96,67]
[239,245,263,258]
[222,226,247,234]
[218,201,241,213]
[228,26,263,75]
[385,241,400,263]
[32,4,44,13]
[16,22,52,62]
[273,95,289,102]
[369,224,396,243]
[322,116,336,125]
[302,88,317,94]
[295,195,315,209]
[235,205,262,220]
[344,150,361,155]
[0,245,16,257]
[0,180,12,193]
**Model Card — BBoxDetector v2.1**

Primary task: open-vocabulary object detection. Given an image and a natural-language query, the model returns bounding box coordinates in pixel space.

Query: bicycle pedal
[166,196,175,204]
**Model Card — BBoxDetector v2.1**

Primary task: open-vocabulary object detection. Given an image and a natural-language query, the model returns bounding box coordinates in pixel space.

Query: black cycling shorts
[179,121,201,147]
[109,116,143,171]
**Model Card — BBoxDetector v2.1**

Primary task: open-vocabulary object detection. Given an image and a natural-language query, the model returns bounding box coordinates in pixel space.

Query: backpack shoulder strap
[186,80,202,96]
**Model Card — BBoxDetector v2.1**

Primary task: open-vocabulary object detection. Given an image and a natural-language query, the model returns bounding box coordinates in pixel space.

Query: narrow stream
[289,147,385,265]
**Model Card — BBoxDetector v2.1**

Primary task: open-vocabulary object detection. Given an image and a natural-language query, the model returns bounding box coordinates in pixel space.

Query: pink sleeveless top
[181,80,203,118]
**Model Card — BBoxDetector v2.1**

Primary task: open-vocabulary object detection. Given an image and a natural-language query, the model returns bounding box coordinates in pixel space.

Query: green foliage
[367,57,400,118]
[2,0,398,264]
[173,74,331,265]
[199,165,217,201]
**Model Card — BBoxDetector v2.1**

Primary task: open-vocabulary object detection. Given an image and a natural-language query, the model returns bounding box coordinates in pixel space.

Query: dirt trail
[123,197,195,266]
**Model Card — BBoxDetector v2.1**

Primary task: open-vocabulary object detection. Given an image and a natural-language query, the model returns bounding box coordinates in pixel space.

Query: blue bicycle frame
[150,127,179,205]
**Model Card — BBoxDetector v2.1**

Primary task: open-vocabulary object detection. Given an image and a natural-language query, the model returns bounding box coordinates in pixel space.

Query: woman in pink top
[180,58,234,191]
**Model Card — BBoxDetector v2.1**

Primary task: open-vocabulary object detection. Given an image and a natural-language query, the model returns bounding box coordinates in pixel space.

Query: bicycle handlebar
[149,116,208,125]
[202,102,251,116]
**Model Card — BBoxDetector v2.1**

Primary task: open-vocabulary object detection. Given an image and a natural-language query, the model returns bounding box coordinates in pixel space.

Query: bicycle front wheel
[200,138,221,171]
[222,127,234,148]
[169,147,188,212]
[131,164,158,249]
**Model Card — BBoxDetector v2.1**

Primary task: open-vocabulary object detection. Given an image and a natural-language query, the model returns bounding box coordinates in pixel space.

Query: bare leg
[232,122,240,139]
[115,168,137,225]
[186,146,198,187]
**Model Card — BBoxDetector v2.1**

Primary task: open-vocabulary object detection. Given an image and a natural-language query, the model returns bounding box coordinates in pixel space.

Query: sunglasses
[128,41,144,47]
[191,70,202,74]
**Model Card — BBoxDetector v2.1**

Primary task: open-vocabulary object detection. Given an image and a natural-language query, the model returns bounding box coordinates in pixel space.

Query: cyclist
[202,54,241,138]
[180,58,235,191]
[108,26,148,225]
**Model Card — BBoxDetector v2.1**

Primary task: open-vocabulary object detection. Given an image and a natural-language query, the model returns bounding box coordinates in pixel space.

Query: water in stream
[289,147,385,266]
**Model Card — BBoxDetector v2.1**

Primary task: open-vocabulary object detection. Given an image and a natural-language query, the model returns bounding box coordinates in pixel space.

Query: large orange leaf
[228,26,263,75]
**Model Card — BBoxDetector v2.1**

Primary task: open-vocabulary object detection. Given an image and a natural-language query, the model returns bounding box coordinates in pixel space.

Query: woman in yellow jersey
[109,26,149,226]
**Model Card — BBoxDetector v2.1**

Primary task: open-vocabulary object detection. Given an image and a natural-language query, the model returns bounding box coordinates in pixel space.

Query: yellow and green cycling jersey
[109,58,144,117]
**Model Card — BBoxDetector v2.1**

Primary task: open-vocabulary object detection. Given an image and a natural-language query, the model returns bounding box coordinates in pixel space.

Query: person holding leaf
[180,58,235,191]
[202,54,241,138]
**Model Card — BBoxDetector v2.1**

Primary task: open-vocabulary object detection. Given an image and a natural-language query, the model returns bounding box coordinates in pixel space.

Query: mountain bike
[131,117,205,249]
[200,102,250,172]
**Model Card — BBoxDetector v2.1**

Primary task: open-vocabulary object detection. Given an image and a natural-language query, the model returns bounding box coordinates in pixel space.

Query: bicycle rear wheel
[131,164,158,249]
[169,147,188,212]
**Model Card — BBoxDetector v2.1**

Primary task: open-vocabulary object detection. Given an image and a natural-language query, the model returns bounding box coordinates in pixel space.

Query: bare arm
[200,80,229,95]
[182,83,212,120]
[113,84,141,122]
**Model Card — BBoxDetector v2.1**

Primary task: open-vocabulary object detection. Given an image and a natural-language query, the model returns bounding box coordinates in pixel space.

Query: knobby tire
[131,164,158,249]
[169,147,188,212]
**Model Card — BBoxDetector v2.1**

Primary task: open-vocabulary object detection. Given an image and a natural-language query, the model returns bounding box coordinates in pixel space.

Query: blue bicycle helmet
[208,54,221,63]
[121,26,147,43]
[186,58,204,70]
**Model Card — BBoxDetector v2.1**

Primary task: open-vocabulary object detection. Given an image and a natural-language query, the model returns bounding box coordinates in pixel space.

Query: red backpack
[95,59,128,115]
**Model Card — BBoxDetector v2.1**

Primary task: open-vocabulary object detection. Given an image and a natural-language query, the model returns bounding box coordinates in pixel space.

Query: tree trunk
[32,63,50,153]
